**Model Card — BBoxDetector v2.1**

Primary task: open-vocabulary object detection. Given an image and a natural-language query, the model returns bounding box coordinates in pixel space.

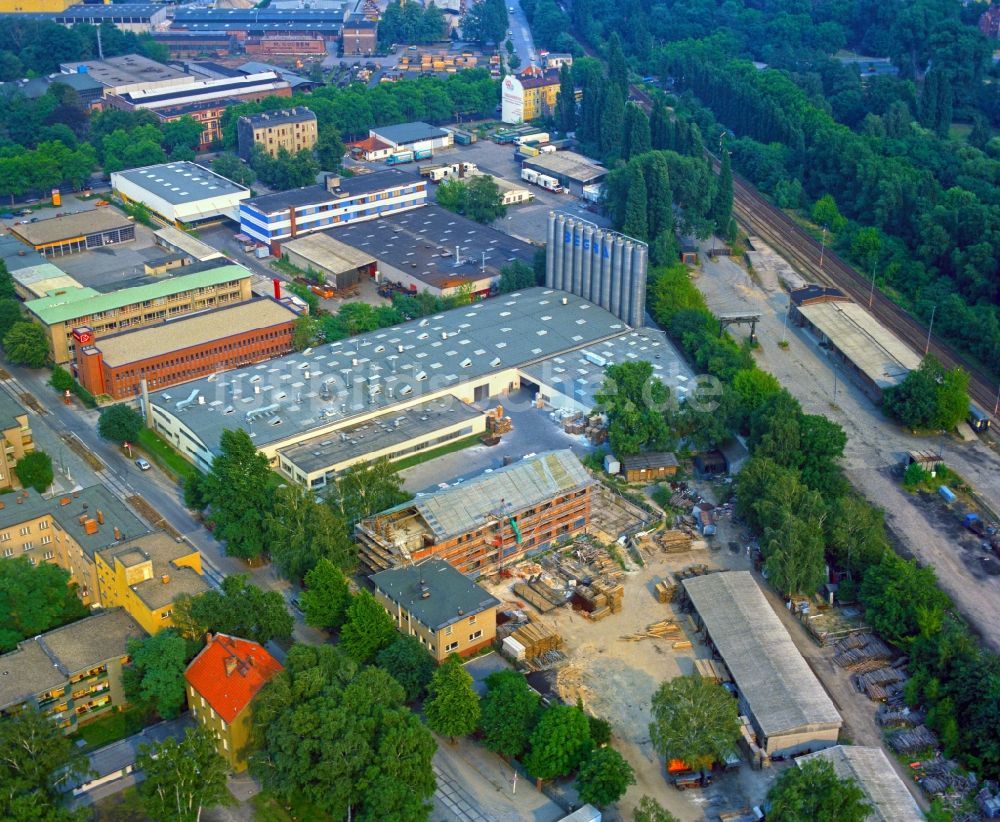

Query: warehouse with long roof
[682,571,843,758]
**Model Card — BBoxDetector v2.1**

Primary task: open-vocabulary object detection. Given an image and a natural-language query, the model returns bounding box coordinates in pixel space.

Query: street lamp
[925,304,936,356]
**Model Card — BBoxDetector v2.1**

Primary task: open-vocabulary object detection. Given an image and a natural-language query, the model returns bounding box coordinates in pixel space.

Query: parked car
[0,213,13,219]
[135,457,151,471]
[672,770,713,791]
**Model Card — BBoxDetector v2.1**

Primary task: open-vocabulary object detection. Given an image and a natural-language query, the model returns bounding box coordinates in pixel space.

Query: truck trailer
[386,151,415,165]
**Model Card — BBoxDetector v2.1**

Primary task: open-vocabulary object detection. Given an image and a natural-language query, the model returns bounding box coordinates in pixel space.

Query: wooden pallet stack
[511,623,562,659]
[512,580,563,613]
[654,574,678,603]
[693,658,730,683]
[658,530,692,553]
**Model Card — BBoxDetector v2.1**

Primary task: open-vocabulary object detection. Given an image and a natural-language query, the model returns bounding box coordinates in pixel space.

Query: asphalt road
[506,0,538,68]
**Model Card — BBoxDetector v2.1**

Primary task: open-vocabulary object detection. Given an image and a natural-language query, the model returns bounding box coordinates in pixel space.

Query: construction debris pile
[887,724,938,755]
[854,664,908,702]
[620,619,681,643]
[486,404,512,436]
[832,634,894,672]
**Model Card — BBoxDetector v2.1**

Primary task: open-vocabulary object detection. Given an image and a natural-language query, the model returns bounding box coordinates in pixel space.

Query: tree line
[378,0,447,48]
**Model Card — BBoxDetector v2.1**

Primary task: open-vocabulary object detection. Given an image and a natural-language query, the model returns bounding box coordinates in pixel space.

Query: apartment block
[237,107,318,160]
[0,609,146,734]
[357,450,594,574]
[371,559,500,661]
[0,393,34,491]
[24,263,254,363]
[185,634,283,771]
[0,486,147,606]
[95,532,209,635]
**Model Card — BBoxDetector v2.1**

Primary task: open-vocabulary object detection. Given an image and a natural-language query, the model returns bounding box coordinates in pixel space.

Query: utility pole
[781,300,789,345]
[994,382,999,416]
[819,227,827,272]
[925,304,936,355]
[868,260,877,308]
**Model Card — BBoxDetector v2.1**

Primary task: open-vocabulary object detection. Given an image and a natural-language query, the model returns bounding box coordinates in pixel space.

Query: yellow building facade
[520,72,560,120]
[0,394,34,491]
[0,0,77,13]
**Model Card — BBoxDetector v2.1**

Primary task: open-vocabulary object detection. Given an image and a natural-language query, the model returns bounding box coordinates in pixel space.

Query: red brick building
[245,34,327,56]
[342,21,377,56]
[75,298,300,400]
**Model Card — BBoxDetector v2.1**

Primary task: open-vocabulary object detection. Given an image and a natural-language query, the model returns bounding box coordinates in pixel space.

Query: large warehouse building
[683,571,843,758]
[790,286,921,401]
[369,122,454,154]
[281,233,376,291]
[239,170,427,253]
[523,152,607,195]
[145,287,692,484]
[357,450,593,575]
[75,297,300,400]
[10,211,135,257]
[797,746,923,822]
[111,162,251,227]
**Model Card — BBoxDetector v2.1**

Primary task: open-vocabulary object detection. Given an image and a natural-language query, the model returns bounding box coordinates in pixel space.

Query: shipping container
[413,148,432,160]
[386,151,414,165]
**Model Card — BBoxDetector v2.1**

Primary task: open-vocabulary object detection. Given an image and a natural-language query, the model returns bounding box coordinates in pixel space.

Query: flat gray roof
[60,55,190,87]
[0,234,48,272]
[114,162,250,206]
[99,533,210,611]
[0,608,145,710]
[149,288,629,454]
[371,558,501,630]
[521,326,694,409]
[11,210,133,247]
[279,396,483,474]
[282,232,376,274]
[371,121,450,146]
[372,449,593,542]
[683,571,842,740]
[330,204,534,289]
[524,151,607,184]
[798,746,923,822]
[0,390,26,430]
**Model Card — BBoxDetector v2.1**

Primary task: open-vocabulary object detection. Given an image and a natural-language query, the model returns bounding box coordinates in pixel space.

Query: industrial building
[348,135,395,162]
[75,297,300,400]
[797,746,923,822]
[546,212,647,327]
[620,452,679,483]
[342,19,377,55]
[108,73,293,149]
[185,634,283,771]
[789,286,921,401]
[239,170,427,253]
[154,226,225,263]
[150,31,235,59]
[25,263,254,363]
[682,571,843,758]
[525,152,607,195]
[0,609,146,734]
[111,162,252,227]
[357,450,594,574]
[330,203,535,298]
[31,4,168,31]
[170,5,349,41]
[500,70,560,123]
[0,0,74,13]
[372,559,501,660]
[281,233,376,291]
[60,55,192,97]
[10,210,135,257]
[0,393,34,491]
[369,122,454,154]
[0,485,147,605]
[145,287,691,483]
[1,71,103,106]
[95,532,209,635]
[237,107,318,160]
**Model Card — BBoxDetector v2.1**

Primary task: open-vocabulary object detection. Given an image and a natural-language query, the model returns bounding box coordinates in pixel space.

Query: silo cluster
[545,212,647,328]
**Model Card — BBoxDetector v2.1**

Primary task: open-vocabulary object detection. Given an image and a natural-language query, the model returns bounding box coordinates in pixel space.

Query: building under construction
[356,450,594,575]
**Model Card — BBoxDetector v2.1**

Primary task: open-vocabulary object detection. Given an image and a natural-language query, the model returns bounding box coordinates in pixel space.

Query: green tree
[212,152,256,187]
[300,558,352,631]
[851,226,882,301]
[376,634,436,701]
[3,321,48,367]
[0,299,21,340]
[595,360,672,456]
[479,670,540,759]
[826,494,889,577]
[497,260,537,293]
[810,193,846,232]
[883,355,969,430]
[97,403,144,444]
[203,429,273,560]
[648,674,740,770]
[316,125,346,172]
[523,704,592,783]
[0,557,88,652]
[425,654,481,742]
[622,104,651,160]
[622,162,648,240]
[606,32,628,95]
[634,795,680,822]
[0,261,15,298]
[182,472,208,511]
[576,747,635,808]
[136,726,229,822]
[463,174,507,223]
[173,574,293,646]
[264,484,355,582]
[14,450,53,493]
[556,63,576,132]
[436,178,465,212]
[599,86,625,161]
[766,758,869,822]
[161,116,203,158]
[710,148,733,233]
[291,315,317,351]
[339,589,397,663]
[859,553,950,648]
[0,706,90,821]
[123,629,188,719]
[49,364,75,393]
[329,457,411,527]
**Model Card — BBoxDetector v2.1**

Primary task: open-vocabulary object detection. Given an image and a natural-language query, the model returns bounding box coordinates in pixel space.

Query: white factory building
[369,121,454,154]
[111,162,251,227]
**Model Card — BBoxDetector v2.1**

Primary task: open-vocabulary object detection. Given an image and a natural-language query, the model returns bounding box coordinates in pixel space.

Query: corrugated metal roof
[798,746,923,822]
[683,571,842,740]
[407,449,592,541]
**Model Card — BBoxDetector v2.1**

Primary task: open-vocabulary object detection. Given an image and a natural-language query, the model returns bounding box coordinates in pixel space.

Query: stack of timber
[855,666,908,702]
[677,563,711,579]
[833,634,895,672]
[877,705,921,729]
[573,578,624,619]
[887,725,937,755]
[510,622,562,659]
[654,574,678,603]
[658,529,692,553]
[620,619,680,642]
[693,658,730,683]
[512,578,565,613]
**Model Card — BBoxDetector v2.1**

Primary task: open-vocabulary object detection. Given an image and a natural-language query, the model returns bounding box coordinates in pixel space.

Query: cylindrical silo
[571,220,584,296]
[620,240,634,324]
[545,212,556,288]
[581,226,594,303]
[553,213,567,290]
[599,228,613,312]
[631,243,648,327]
[610,236,625,318]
